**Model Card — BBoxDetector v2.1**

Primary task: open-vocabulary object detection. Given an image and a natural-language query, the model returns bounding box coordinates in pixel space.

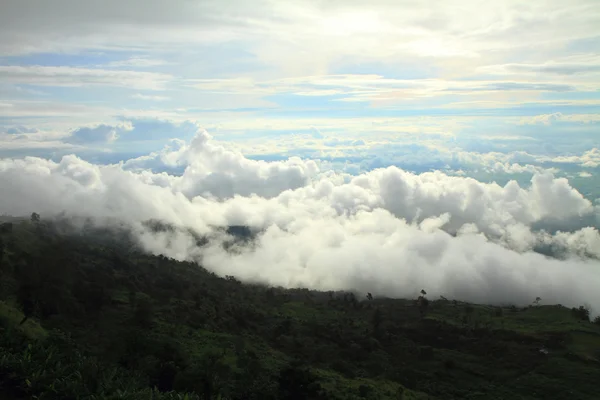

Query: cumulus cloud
[552,148,600,168]
[124,130,320,198]
[1,130,600,313]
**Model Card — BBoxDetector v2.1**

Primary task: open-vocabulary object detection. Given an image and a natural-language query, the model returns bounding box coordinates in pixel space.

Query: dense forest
[1,215,600,399]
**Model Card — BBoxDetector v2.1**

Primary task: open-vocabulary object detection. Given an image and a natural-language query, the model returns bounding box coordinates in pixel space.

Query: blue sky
[1,0,599,175]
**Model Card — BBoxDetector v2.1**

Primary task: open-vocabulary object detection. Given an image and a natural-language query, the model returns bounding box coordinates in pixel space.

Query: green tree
[133,297,154,328]
[372,307,383,336]
[417,289,429,317]
[17,282,37,325]
[277,361,322,400]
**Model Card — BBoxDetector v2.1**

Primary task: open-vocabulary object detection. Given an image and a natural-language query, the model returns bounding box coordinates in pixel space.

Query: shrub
[571,306,590,322]
[444,359,456,370]
[358,384,374,398]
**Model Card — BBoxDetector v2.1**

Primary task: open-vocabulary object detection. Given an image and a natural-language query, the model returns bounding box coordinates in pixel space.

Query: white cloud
[3,0,599,63]
[124,130,320,198]
[519,112,600,125]
[552,149,600,168]
[189,75,586,103]
[3,126,39,134]
[106,58,170,68]
[132,93,170,101]
[67,122,132,144]
[1,129,599,313]
[1,0,599,119]
[479,54,600,76]
[0,65,172,90]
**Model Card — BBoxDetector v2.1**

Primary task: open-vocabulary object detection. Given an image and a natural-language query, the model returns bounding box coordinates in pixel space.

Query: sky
[1,0,600,310]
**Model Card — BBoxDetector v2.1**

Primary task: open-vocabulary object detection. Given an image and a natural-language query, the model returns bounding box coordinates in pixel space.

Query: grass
[0,300,47,340]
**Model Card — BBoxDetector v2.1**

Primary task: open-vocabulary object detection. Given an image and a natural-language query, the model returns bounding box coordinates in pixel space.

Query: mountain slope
[1,217,599,399]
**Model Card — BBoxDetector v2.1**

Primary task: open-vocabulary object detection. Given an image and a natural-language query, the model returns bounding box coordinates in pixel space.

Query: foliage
[1,218,600,399]
[572,305,591,322]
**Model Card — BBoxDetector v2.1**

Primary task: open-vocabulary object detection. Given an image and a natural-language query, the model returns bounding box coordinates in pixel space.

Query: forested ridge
[1,215,600,399]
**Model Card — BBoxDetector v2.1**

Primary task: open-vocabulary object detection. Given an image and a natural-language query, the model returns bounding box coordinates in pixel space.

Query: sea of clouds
[1,128,600,312]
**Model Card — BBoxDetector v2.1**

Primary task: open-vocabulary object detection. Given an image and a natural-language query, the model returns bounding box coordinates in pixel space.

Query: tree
[358,384,374,398]
[372,307,383,336]
[0,222,12,233]
[17,282,37,325]
[133,297,154,328]
[0,235,4,268]
[278,361,322,400]
[572,305,590,322]
[417,289,429,317]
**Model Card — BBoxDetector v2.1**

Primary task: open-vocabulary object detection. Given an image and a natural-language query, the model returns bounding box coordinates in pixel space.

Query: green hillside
[1,217,599,399]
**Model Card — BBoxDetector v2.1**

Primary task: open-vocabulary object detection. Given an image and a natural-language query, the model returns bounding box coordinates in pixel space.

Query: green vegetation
[1,216,600,399]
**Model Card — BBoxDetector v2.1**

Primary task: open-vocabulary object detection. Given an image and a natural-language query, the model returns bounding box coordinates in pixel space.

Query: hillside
[1,216,600,399]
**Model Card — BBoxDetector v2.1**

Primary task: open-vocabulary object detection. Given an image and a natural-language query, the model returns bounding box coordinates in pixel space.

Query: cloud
[189,75,584,104]
[107,57,170,68]
[4,126,39,134]
[3,0,598,74]
[552,148,600,168]
[519,113,600,126]
[132,93,170,101]
[1,130,600,314]
[65,119,200,145]
[115,118,200,142]
[519,112,564,126]
[67,123,130,144]
[0,65,172,90]
[1,0,598,127]
[480,55,600,76]
[197,217,600,308]
[123,130,320,198]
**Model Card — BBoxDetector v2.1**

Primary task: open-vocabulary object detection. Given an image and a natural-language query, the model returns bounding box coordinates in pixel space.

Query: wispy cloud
[0,65,172,90]
[106,57,170,68]
[132,93,170,101]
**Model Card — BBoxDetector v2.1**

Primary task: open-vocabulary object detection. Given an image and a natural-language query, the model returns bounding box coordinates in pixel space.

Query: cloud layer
[1,129,600,313]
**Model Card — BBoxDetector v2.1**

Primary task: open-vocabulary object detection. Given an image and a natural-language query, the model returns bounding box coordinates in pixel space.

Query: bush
[571,306,590,322]
[419,346,434,361]
[444,359,456,370]
[358,384,374,398]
